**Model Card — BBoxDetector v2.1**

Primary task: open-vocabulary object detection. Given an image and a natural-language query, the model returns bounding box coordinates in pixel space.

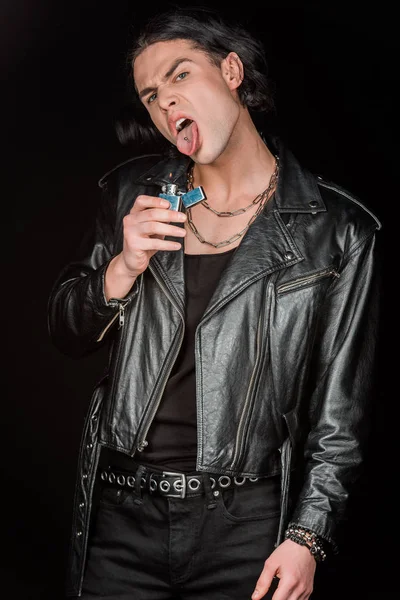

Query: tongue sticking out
[177,121,199,156]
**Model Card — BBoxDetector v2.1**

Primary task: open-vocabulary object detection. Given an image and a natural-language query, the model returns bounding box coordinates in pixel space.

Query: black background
[6,1,393,598]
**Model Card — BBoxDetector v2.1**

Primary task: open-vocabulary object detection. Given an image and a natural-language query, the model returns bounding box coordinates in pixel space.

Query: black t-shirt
[140,248,235,472]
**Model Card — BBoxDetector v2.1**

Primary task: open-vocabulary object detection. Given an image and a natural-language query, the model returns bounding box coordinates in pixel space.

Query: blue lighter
[181,185,207,209]
[159,183,183,211]
[159,182,206,211]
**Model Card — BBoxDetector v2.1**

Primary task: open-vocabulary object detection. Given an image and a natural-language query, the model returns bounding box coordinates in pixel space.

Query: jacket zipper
[230,282,271,470]
[277,267,340,294]
[96,299,130,342]
[100,298,132,430]
[229,268,339,467]
[135,268,185,453]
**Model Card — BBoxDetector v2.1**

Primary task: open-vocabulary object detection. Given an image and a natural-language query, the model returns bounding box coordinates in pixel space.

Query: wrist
[105,255,138,301]
[112,254,140,279]
[284,523,327,563]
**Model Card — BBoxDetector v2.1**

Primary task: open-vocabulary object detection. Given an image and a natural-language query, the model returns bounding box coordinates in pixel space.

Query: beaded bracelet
[284,523,327,563]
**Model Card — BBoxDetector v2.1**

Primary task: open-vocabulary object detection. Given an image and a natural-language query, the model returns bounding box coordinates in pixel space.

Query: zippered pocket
[276,267,340,295]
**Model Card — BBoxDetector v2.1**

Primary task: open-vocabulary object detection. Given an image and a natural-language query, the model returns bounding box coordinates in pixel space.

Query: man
[48,6,382,600]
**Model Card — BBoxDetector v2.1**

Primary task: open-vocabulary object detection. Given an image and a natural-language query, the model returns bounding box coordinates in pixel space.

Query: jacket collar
[274,149,325,214]
[136,153,192,194]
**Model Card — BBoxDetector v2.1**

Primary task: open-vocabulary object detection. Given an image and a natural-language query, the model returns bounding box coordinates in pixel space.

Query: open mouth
[176,118,193,132]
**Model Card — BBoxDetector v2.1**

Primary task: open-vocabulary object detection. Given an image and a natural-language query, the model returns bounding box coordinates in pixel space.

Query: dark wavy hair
[115,5,276,152]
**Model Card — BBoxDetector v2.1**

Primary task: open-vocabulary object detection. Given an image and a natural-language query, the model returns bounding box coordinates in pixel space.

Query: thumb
[252,574,279,599]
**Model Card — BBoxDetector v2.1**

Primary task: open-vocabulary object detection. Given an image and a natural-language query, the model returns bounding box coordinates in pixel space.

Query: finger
[252,573,279,600]
[131,195,172,212]
[123,212,187,238]
[129,237,183,252]
[133,208,186,224]
[137,222,187,238]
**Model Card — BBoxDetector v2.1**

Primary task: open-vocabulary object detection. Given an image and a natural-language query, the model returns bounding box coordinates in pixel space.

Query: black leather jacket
[48,139,381,597]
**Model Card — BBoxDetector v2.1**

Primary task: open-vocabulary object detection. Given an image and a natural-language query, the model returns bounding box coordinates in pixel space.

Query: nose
[157,85,178,111]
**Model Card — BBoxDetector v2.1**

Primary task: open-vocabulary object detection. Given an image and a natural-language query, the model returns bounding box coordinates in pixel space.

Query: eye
[175,71,189,81]
[147,92,157,105]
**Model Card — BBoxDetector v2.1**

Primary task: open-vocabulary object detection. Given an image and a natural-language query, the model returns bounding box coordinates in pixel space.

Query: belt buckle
[162,471,186,499]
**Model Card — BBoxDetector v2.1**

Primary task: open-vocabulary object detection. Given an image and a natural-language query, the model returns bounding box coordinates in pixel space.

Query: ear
[221,52,244,91]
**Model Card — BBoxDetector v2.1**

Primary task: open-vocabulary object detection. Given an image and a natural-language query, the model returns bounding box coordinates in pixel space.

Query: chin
[191,147,221,165]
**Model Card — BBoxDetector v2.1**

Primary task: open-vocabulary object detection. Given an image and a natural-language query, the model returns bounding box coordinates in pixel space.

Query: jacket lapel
[201,200,303,319]
[150,242,186,313]
[138,154,190,312]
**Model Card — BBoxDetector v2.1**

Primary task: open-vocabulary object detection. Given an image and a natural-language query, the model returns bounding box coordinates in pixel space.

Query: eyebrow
[137,57,194,100]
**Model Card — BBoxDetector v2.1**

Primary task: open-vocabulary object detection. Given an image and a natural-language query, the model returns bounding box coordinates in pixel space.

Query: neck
[191,136,277,212]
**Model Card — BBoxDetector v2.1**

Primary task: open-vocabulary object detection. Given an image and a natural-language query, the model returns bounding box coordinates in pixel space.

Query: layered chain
[185,157,279,249]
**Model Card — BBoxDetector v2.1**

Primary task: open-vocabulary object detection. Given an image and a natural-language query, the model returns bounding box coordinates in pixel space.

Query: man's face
[133,39,242,164]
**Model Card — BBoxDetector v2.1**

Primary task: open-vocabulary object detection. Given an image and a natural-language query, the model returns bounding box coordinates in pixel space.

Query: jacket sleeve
[289,224,382,550]
[47,181,138,358]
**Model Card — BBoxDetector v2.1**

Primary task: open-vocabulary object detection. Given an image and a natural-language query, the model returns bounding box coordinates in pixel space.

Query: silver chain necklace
[185,157,279,249]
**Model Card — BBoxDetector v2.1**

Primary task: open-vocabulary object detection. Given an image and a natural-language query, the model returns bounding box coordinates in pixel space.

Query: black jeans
[81,472,281,599]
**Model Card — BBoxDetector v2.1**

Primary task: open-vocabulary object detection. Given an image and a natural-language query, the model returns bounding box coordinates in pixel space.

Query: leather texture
[48,138,382,596]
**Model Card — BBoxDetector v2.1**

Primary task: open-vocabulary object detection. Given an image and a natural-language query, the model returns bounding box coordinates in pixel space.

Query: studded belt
[99,466,260,499]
